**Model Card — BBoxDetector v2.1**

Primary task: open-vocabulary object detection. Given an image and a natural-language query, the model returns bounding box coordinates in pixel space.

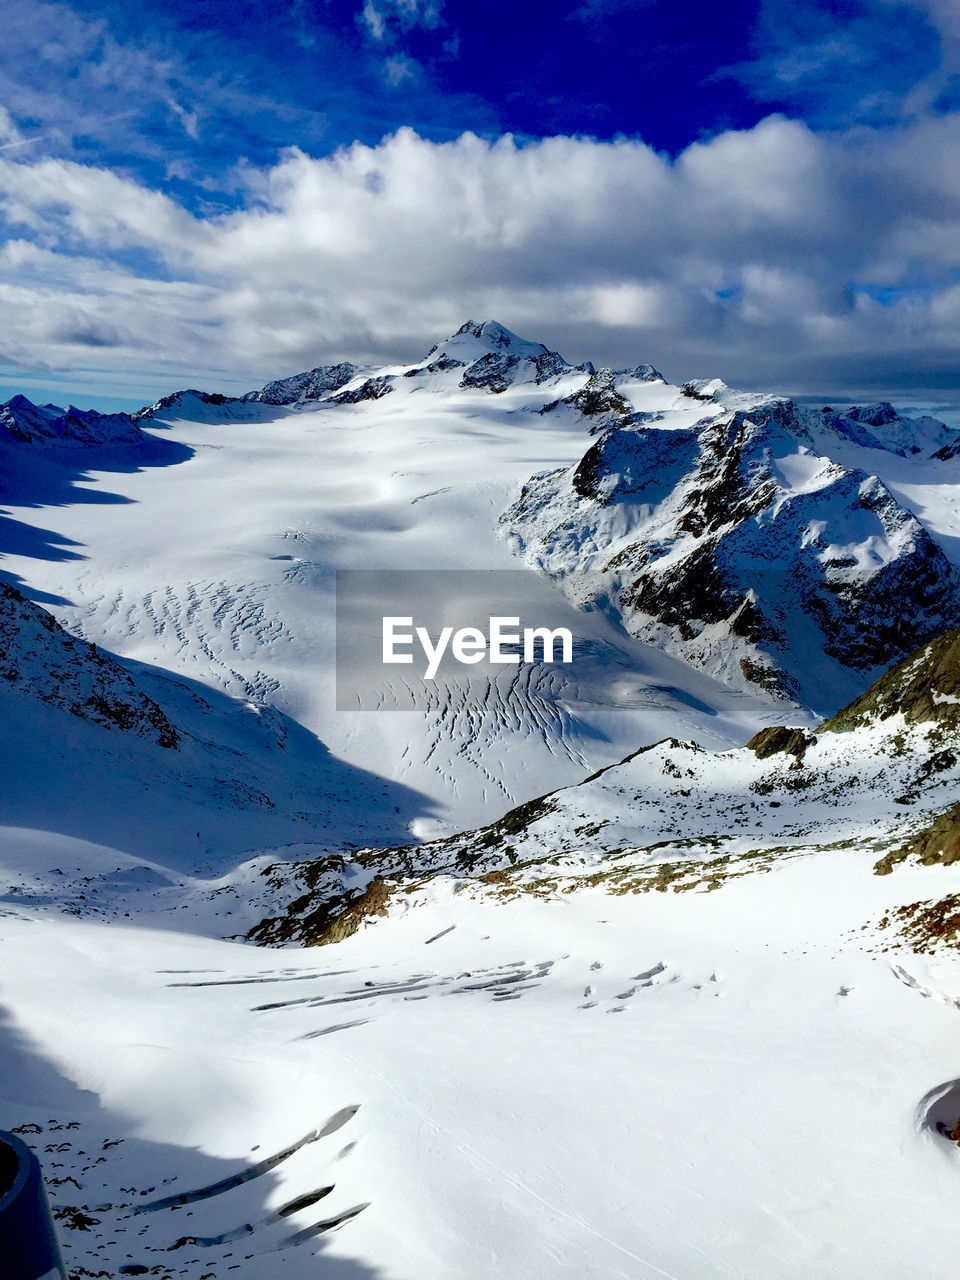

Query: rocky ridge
[501,389,960,708]
[0,394,146,448]
[250,620,960,947]
[0,580,179,746]
[242,362,360,405]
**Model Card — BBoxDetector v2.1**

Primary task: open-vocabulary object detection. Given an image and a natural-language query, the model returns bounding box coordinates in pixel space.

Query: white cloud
[3,115,960,398]
[0,107,23,145]
[0,0,327,183]
[383,55,418,86]
[361,0,386,40]
[360,0,443,42]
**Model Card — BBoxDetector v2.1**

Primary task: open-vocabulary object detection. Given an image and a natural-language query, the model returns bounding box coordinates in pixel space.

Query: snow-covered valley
[4,321,960,1278]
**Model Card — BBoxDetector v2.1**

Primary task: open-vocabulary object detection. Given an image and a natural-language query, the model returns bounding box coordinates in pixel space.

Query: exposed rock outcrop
[502,397,960,707]
[0,581,179,747]
[243,362,360,405]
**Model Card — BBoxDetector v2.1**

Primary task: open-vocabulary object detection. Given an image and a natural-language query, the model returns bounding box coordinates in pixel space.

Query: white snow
[0,337,786,837]
[3,848,960,1278]
[3,324,960,1279]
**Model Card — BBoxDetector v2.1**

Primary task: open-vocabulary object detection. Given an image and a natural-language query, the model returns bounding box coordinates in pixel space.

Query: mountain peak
[454,319,546,351]
[0,393,144,448]
[426,319,554,364]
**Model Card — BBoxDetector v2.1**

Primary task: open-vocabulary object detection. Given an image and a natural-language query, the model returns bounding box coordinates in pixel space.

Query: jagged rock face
[329,374,395,404]
[819,623,960,733]
[747,726,813,758]
[243,362,360,405]
[136,389,239,418]
[819,401,960,459]
[501,402,960,709]
[875,802,960,875]
[0,395,144,448]
[0,582,179,747]
[845,402,900,427]
[460,351,523,393]
[459,349,570,393]
[531,351,570,382]
[541,369,633,424]
[403,354,466,378]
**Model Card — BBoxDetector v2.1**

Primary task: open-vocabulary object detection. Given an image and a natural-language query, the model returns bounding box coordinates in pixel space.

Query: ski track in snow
[164,954,688,1021]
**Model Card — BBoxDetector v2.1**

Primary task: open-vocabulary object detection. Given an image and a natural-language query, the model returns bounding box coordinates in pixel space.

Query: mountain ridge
[502,390,960,709]
[251,616,960,946]
[5,318,960,831]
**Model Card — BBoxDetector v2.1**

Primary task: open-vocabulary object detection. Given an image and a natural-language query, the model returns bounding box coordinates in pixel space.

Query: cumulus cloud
[2,115,960,398]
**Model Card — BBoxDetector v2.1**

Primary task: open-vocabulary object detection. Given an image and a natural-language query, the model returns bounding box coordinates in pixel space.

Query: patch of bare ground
[875,801,960,875]
[249,877,394,946]
[877,894,960,953]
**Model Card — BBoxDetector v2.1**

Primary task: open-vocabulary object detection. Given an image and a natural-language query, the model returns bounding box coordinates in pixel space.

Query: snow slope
[5,324,959,836]
[252,618,960,944]
[3,837,960,1279]
[0,580,426,870]
[0,326,801,840]
[5,325,960,1279]
[504,386,960,711]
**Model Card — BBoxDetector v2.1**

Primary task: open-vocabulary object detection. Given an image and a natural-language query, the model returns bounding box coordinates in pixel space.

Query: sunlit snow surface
[3,854,960,1279]
[4,331,960,1277]
[0,354,798,837]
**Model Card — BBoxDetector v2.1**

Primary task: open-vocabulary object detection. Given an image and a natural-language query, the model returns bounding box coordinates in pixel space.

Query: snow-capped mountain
[413,318,577,390]
[242,319,581,406]
[4,321,960,827]
[422,317,557,365]
[822,400,960,459]
[1,322,810,837]
[0,393,145,447]
[503,380,960,710]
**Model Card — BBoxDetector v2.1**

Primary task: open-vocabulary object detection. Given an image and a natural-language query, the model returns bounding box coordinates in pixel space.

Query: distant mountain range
[5,318,960,722]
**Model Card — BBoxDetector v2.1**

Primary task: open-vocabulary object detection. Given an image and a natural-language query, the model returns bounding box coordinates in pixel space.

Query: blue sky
[9,0,952,188]
[1,0,960,407]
